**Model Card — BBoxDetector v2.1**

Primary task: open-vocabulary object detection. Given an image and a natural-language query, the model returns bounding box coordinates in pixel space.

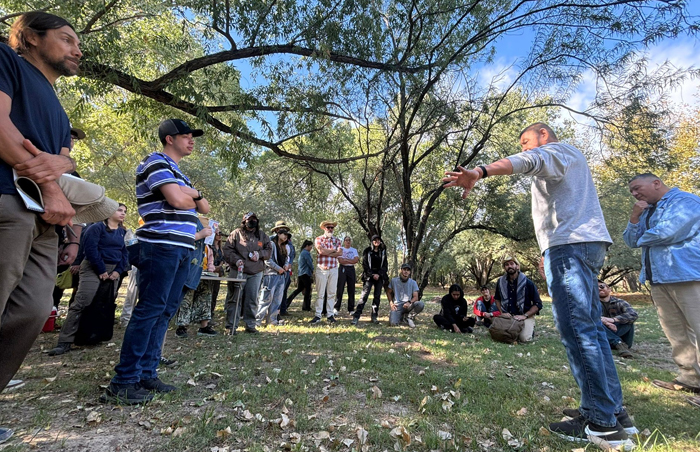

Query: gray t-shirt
[389,277,419,303]
[507,142,611,253]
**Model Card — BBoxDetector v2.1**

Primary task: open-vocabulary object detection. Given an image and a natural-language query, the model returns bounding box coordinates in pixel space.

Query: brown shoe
[612,342,633,359]
[652,379,700,394]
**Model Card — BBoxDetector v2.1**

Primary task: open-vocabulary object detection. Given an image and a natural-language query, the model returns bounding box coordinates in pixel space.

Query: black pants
[354,278,383,318]
[286,274,312,311]
[210,280,221,316]
[433,315,476,331]
[335,266,356,312]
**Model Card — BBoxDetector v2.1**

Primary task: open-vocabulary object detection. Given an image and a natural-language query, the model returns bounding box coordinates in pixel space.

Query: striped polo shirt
[135,152,196,249]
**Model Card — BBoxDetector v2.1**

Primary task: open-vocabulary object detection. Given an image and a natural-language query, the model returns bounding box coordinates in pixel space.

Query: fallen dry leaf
[371,386,382,399]
[86,411,101,425]
[441,399,454,411]
[356,426,369,444]
[390,425,411,446]
[314,431,331,440]
[341,438,354,447]
[172,426,186,437]
[516,407,528,416]
[279,413,290,428]
[437,430,452,440]
[217,426,233,438]
[419,395,430,410]
[289,432,302,443]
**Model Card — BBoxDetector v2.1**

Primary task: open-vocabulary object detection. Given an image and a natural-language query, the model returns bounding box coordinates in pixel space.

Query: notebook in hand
[13,169,45,213]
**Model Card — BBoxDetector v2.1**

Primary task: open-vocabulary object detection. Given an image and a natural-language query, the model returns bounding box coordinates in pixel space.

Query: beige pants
[519,317,536,342]
[0,195,57,390]
[651,282,700,387]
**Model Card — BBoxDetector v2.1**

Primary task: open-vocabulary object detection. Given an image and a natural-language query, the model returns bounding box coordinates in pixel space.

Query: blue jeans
[257,273,285,325]
[544,242,623,427]
[112,242,191,384]
[605,323,635,348]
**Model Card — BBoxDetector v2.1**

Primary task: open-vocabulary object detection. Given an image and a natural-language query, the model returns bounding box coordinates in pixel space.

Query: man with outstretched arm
[443,122,636,448]
[0,12,80,429]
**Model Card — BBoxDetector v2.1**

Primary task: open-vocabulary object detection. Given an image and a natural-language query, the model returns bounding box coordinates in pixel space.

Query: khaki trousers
[651,281,700,387]
[0,195,57,390]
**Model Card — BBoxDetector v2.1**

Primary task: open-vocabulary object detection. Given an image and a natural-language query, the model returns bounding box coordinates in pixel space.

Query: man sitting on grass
[473,285,501,327]
[598,280,637,359]
[387,263,424,328]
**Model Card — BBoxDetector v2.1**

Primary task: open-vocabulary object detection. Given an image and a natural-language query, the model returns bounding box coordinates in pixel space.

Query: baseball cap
[401,263,412,270]
[158,119,203,143]
[70,127,86,140]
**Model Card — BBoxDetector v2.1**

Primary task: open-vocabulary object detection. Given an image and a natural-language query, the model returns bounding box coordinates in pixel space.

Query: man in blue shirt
[102,119,210,405]
[0,12,82,443]
[624,173,700,396]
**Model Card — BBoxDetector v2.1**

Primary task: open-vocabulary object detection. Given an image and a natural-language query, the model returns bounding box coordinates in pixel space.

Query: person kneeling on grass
[386,263,424,328]
[493,256,542,342]
[433,284,475,333]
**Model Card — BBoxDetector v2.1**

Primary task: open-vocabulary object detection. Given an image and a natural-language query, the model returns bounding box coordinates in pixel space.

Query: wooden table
[199,275,245,334]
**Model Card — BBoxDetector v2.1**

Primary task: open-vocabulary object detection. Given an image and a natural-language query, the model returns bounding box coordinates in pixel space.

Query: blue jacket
[623,187,700,284]
[82,222,128,275]
[297,249,313,276]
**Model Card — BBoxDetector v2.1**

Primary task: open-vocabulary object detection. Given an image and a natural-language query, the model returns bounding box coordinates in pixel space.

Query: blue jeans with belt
[112,241,191,384]
[544,242,624,427]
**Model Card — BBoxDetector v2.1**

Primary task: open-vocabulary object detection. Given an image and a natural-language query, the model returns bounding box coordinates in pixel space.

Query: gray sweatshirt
[506,142,612,253]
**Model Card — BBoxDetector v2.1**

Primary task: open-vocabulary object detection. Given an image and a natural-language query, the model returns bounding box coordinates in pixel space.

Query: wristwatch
[193,190,203,201]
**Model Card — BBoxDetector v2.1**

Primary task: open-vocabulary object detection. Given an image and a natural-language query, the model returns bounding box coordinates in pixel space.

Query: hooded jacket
[361,239,388,283]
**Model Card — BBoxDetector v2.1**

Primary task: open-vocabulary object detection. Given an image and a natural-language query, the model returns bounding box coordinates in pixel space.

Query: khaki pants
[0,195,57,390]
[651,282,700,387]
[519,317,536,342]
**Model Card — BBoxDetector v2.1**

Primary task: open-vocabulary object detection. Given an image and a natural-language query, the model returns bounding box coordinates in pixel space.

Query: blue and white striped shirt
[135,152,196,249]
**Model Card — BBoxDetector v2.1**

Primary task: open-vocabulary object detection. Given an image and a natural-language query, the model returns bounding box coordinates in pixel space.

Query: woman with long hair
[47,204,129,355]
[222,212,272,334]
[256,221,290,326]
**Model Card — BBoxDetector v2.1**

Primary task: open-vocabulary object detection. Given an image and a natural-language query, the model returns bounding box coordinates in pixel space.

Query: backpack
[489,316,524,344]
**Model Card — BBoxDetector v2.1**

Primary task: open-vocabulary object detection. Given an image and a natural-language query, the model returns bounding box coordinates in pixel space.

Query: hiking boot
[370,313,378,324]
[47,342,72,356]
[562,408,638,435]
[327,316,337,324]
[613,342,633,358]
[0,427,13,444]
[549,416,634,449]
[406,317,416,328]
[159,356,177,367]
[351,317,359,326]
[197,325,218,336]
[140,377,177,393]
[175,326,188,338]
[309,316,321,325]
[100,382,154,405]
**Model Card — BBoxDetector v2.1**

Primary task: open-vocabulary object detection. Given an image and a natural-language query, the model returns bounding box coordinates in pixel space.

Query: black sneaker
[351,317,359,326]
[46,342,72,356]
[244,325,259,334]
[549,416,634,449]
[309,316,321,325]
[175,326,188,338]
[562,408,638,435]
[159,356,177,367]
[197,326,218,336]
[140,377,177,393]
[370,314,378,324]
[100,382,154,405]
[327,316,337,324]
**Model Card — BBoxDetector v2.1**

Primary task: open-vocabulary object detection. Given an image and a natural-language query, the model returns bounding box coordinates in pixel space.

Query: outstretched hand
[443,166,480,199]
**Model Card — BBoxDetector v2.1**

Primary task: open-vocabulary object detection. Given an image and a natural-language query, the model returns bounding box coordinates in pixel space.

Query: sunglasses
[598,284,607,289]
[326,226,335,230]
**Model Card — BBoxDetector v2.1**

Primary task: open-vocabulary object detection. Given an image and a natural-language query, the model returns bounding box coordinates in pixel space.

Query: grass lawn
[1,285,699,451]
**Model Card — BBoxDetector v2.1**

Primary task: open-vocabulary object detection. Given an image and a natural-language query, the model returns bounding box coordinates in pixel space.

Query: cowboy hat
[271,220,291,233]
[320,220,338,229]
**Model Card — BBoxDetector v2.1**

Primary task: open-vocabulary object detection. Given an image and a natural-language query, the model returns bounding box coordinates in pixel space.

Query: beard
[506,268,517,275]
[400,275,409,282]
[324,231,334,237]
[40,49,79,77]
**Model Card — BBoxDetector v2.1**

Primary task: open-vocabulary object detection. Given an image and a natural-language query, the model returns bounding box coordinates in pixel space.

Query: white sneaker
[407,318,416,328]
[5,379,24,390]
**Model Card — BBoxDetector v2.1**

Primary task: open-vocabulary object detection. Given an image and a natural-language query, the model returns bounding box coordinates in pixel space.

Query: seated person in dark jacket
[494,256,542,342]
[598,280,637,358]
[433,284,475,333]
[473,285,501,327]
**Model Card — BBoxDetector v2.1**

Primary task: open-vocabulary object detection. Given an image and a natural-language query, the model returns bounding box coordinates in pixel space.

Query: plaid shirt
[315,235,342,270]
[601,296,638,324]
